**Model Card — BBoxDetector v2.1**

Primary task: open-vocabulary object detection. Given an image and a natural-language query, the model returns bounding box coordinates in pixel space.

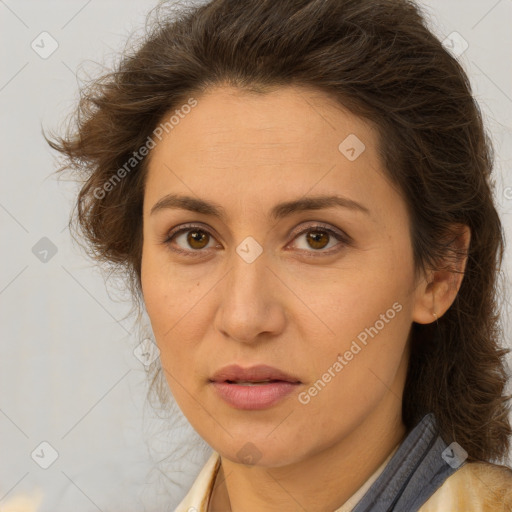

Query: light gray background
[1,1,511,511]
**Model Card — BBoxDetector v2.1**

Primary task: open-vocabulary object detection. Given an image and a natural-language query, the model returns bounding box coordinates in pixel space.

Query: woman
[47,0,512,510]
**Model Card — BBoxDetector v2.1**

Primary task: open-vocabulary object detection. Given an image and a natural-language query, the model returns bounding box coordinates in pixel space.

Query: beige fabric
[175,451,512,512]
[176,451,221,511]
[418,461,512,512]
[174,445,398,511]
[0,489,44,512]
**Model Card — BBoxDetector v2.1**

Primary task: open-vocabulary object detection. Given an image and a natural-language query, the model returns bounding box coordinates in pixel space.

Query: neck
[209,393,407,512]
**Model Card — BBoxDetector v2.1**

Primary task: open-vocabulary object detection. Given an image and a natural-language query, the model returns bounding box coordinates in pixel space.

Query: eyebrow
[149,193,370,220]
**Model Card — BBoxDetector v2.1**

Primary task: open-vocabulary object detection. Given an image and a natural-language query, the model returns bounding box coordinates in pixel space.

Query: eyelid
[287,221,350,245]
[161,222,221,256]
[162,221,351,256]
[164,221,216,241]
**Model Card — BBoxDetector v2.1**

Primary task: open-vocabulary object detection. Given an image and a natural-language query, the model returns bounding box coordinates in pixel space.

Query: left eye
[163,223,348,256]
[291,227,345,252]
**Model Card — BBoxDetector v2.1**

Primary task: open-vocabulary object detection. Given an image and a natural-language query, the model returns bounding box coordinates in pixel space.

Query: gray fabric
[352,413,462,512]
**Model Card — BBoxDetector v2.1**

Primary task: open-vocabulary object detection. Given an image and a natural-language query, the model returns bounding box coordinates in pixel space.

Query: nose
[214,247,287,344]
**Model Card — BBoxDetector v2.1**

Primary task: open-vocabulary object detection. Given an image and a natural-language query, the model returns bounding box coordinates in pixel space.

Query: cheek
[141,248,191,326]
[293,253,414,406]
[140,251,208,372]
[290,252,413,343]
[298,305,411,432]
[141,272,200,404]
[141,252,181,362]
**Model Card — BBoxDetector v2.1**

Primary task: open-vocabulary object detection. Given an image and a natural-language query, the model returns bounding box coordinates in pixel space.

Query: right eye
[162,223,221,257]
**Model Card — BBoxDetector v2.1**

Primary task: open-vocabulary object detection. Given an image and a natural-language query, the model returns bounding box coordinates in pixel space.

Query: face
[141,85,424,468]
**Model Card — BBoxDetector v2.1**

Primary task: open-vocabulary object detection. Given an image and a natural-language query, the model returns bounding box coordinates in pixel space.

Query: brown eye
[164,222,349,258]
[187,230,210,249]
[164,224,218,255]
[291,224,348,255]
[305,230,330,250]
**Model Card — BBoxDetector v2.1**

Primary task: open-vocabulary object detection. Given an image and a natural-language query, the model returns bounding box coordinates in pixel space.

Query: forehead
[151,85,376,163]
[143,85,396,223]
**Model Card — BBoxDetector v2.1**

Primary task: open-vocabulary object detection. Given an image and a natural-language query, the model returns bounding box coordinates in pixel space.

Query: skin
[140,85,470,511]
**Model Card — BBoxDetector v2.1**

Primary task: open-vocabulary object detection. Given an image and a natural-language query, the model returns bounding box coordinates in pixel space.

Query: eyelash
[161,222,351,258]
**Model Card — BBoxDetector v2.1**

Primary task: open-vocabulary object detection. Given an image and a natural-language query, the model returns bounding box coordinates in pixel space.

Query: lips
[209,364,301,410]
[209,364,301,384]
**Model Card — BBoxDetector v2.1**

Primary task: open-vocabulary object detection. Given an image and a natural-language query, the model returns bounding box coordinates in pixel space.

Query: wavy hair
[46,0,511,463]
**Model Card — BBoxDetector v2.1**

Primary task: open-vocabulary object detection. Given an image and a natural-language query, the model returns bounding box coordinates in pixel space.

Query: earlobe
[412,278,451,325]
[412,274,440,325]
[412,224,471,325]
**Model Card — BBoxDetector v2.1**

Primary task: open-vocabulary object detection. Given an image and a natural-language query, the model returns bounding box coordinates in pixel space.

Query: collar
[352,412,461,511]
[175,412,460,511]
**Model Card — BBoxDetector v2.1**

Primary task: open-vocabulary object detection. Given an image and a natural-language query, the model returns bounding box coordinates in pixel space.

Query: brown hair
[46,0,511,464]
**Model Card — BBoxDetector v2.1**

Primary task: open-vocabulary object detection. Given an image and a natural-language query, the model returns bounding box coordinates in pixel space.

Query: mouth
[225,379,286,386]
[210,364,301,384]
[209,364,301,410]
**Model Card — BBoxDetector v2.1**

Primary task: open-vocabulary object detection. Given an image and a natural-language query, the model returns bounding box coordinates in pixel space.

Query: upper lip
[209,364,301,383]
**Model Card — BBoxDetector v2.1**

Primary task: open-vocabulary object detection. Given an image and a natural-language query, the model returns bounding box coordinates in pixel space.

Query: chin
[212,434,312,469]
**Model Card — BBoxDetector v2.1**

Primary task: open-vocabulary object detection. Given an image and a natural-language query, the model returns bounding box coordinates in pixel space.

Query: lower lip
[210,381,300,410]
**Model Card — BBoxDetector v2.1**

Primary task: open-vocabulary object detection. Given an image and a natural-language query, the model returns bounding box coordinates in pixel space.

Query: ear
[412,224,471,324]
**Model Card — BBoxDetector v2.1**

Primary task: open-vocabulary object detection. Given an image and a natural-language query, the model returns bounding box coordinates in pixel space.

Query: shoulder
[419,461,512,512]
